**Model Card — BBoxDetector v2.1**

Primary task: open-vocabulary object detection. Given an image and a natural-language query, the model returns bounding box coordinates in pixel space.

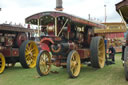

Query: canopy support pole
[55,17,57,36]
[119,9,127,29]
[58,19,68,36]
[37,19,40,37]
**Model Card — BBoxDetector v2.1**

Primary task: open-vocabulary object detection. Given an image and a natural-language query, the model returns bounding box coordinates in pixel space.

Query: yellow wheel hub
[0,53,6,74]
[70,51,81,77]
[39,51,51,75]
[25,41,39,68]
[98,39,105,68]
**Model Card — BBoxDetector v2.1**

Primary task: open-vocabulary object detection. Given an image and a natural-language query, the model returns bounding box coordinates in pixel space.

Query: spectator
[40,26,48,37]
[108,45,116,63]
[104,38,108,63]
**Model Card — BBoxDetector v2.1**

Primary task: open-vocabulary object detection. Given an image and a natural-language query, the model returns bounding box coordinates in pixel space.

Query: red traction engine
[25,11,105,78]
[0,24,39,74]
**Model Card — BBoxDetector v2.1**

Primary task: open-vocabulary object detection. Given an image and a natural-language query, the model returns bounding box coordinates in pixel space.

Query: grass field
[0,53,128,85]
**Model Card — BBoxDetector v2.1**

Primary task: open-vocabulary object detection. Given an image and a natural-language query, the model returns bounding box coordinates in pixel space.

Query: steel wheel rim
[98,39,105,68]
[124,60,128,70]
[39,51,51,75]
[25,41,38,68]
[70,51,80,77]
[124,60,128,80]
[124,54,128,73]
[0,53,5,73]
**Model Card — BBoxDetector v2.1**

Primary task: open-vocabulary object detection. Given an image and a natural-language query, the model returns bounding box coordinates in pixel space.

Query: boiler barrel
[51,42,76,55]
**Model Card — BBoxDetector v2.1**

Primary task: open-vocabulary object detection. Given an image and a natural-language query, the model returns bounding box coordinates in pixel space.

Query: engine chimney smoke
[55,0,63,11]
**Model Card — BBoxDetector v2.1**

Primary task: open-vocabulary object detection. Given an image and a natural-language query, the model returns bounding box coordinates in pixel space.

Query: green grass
[0,53,128,85]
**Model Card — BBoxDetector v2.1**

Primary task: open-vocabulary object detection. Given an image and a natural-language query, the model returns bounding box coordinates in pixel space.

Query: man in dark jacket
[108,45,116,63]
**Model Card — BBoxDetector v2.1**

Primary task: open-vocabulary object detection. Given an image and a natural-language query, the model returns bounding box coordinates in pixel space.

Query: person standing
[104,38,108,63]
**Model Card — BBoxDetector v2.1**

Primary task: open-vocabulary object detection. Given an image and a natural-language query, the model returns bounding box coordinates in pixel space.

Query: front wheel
[0,53,6,74]
[36,50,51,76]
[67,50,81,78]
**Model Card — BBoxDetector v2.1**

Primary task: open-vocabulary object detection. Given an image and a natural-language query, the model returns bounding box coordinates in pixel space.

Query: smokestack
[55,0,63,11]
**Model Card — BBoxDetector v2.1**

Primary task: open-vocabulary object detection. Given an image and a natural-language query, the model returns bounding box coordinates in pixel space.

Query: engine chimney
[55,0,63,11]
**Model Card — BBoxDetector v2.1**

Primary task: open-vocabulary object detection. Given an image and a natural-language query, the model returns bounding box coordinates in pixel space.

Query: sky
[0,0,123,25]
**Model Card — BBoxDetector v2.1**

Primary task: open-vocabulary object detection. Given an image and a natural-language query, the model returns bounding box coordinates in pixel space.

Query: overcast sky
[0,0,122,25]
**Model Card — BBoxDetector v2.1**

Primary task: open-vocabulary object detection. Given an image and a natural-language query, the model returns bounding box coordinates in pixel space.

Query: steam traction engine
[0,24,39,74]
[116,0,128,81]
[25,11,105,78]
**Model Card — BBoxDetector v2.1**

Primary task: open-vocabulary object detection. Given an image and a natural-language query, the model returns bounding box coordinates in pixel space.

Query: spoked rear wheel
[0,53,6,74]
[90,36,105,68]
[36,50,51,76]
[20,40,39,68]
[67,50,81,78]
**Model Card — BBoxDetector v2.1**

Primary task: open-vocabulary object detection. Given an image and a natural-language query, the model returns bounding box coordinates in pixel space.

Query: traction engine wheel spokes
[36,50,51,76]
[20,40,39,68]
[0,53,6,74]
[90,36,105,68]
[124,46,128,81]
[15,33,27,47]
[98,37,105,68]
[67,50,81,78]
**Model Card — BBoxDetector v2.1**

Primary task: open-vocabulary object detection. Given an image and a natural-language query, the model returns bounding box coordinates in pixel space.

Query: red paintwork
[40,37,54,52]
[54,59,61,67]
[77,49,90,59]
[40,43,50,52]
[2,48,11,57]
[1,48,19,57]
[106,33,124,39]
[53,55,63,67]
[40,37,54,45]
[25,11,105,28]
[12,48,19,56]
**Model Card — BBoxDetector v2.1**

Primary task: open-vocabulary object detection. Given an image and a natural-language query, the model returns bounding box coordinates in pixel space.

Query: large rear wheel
[36,50,51,76]
[90,36,105,68]
[124,46,128,81]
[67,50,81,78]
[0,53,6,74]
[19,40,39,68]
